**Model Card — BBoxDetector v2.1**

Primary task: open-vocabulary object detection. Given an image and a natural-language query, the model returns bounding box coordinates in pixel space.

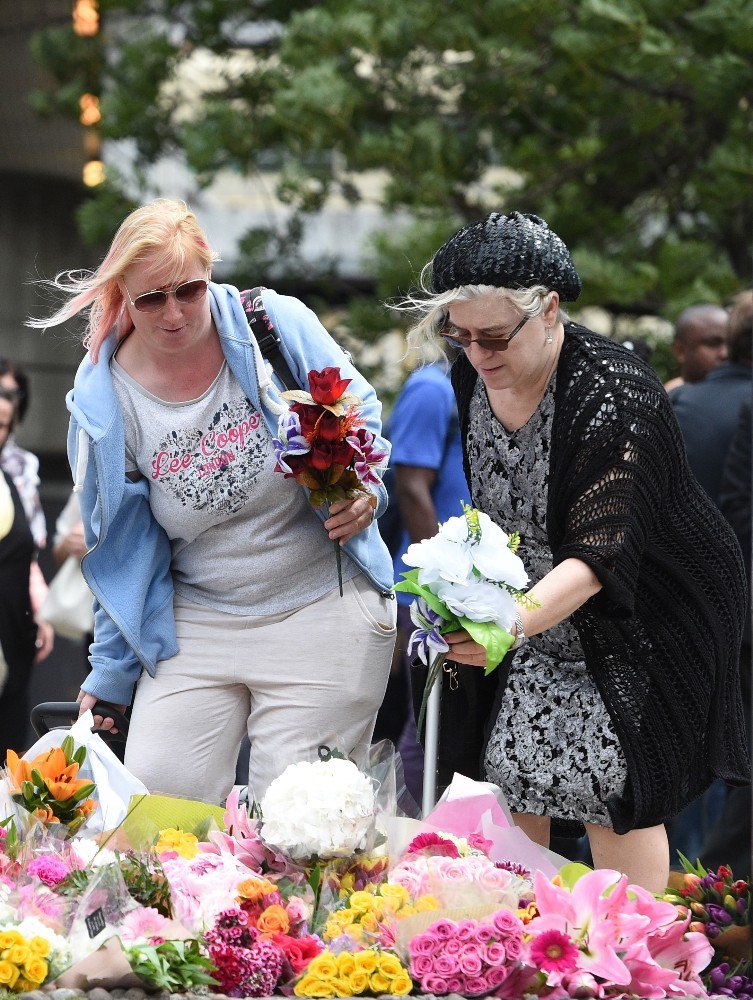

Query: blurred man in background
[664,303,728,394]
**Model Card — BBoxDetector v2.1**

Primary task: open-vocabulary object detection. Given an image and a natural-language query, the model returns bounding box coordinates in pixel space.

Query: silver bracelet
[511,610,526,650]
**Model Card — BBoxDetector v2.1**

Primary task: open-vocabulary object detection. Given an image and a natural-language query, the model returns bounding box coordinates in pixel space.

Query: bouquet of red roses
[273,367,387,594]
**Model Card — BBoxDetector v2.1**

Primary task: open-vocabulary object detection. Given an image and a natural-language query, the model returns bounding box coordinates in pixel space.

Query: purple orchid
[407,597,450,665]
[273,411,310,474]
[346,428,388,486]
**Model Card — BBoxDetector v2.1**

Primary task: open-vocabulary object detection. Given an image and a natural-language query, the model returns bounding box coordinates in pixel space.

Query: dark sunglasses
[438,313,529,352]
[124,276,209,313]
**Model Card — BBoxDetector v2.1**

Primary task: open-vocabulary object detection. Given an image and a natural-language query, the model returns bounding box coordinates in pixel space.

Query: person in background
[389,352,471,804]
[34,198,396,806]
[664,303,728,394]
[701,399,752,876]
[401,211,748,892]
[52,489,92,677]
[671,292,752,503]
[666,293,751,863]
[0,387,49,756]
[0,359,54,663]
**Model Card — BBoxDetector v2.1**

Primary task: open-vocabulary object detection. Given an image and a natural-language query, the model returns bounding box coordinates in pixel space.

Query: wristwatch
[511,610,526,651]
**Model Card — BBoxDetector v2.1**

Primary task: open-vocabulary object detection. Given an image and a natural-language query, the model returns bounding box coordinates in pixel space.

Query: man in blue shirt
[389,359,470,804]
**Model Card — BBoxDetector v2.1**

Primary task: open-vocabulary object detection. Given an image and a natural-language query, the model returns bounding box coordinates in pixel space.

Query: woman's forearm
[519,557,602,637]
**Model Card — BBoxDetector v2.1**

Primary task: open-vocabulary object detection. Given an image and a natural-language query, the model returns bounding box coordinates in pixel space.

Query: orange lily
[5,750,32,790]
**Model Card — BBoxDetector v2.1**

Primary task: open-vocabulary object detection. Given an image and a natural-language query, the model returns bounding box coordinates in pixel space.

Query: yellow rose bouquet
[293,947,413,998]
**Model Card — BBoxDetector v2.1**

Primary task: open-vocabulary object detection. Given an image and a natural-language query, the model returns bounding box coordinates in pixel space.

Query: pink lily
[530,869,634,984]
[198,788,266,871]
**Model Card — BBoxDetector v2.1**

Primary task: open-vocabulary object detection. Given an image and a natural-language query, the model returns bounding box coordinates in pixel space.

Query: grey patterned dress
[467,375,628,826]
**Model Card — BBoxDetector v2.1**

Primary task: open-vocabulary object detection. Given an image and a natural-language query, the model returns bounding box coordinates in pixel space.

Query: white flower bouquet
[395,502,537,734]
[259,756,377,862]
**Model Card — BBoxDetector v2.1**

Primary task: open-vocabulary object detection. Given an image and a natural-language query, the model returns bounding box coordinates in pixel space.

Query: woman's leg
[512,812,551,847]
[241,576,396,800]
[125,599,250,804]
[585,821,669,893]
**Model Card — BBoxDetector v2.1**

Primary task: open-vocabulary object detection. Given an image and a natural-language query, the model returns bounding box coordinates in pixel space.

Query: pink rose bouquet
[408,909,525,996]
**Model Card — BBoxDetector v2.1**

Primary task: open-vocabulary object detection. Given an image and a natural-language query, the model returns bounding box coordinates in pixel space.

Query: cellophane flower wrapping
[257,741,396,866]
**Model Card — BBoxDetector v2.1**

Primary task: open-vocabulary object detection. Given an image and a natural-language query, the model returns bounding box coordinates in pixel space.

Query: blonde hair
[394,260,567,358]
[29,199,219,362]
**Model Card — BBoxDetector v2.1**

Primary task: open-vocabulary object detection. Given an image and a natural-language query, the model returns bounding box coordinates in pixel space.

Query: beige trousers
[124,574,397,804]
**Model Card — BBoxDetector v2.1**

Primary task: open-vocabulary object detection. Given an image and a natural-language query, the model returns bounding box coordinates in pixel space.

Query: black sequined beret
[430,211,582,301]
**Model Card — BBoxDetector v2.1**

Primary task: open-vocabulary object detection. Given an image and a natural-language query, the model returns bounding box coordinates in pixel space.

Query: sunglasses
[438,314,529,352]
[124,276,209,313]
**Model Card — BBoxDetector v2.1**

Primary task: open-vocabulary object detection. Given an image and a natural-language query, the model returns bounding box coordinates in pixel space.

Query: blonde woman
[34,199,396,804]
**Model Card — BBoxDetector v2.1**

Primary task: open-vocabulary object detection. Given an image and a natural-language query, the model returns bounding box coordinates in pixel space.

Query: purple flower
[273,411,310,473]
[346,428,388,487]
[707,903,734,926]
[408,597,450,665]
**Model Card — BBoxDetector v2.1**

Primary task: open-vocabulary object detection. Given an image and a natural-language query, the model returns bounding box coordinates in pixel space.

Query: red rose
[310,442,335,470]
[332,440,355,466]
[316,410,341,442]
[271,933,323,975]
[308,367,351,405]
[291,402,321,438]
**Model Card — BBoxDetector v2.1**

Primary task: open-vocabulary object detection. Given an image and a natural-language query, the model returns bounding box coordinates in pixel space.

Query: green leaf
[459,618,515,673]
[61,735,75,760]
[393,570,456,624]
[73,746,87,768]
[558,862,594,890]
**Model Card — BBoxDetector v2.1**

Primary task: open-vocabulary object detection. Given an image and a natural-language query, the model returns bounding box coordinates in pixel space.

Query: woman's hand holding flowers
[444,627,496,668]
[324,495,375,545]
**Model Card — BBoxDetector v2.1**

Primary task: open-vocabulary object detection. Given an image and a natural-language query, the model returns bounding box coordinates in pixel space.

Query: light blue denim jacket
[67,284,393,706]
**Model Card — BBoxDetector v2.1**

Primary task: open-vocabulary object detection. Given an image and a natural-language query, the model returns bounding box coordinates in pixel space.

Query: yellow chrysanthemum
[155,827,199,860]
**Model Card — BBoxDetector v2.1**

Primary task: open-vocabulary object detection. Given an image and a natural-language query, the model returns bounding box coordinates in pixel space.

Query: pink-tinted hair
[29,199,218,362]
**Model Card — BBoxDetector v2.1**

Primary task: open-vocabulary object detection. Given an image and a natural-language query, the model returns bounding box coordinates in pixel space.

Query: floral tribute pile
[1,732,750,999]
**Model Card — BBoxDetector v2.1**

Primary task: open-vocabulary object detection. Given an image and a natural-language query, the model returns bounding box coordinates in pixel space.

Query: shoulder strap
[239,286,300,391]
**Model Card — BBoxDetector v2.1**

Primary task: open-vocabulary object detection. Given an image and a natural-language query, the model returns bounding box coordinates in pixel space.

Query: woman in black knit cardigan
[402,212,749,892]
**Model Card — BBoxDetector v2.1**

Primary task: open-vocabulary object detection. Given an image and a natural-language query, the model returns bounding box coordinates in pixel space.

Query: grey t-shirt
[111,358,357,614]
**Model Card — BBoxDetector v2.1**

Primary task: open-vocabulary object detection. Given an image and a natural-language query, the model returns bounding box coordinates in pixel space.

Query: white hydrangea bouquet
[395,503,537,734]
[259,755,377,862]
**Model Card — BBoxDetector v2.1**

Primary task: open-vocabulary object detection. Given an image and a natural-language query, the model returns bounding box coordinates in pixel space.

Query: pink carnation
[27,856,70,887]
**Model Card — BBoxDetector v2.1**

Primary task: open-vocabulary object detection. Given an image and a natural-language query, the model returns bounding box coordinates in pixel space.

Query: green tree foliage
[31,0,753,319]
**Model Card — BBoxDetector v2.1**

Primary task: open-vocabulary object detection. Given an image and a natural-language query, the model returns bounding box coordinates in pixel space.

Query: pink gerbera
[529,929,580,974]
[406,832,460,858]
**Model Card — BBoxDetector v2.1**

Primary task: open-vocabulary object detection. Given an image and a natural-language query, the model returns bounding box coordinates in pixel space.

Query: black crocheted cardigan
[445,322,750,835]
